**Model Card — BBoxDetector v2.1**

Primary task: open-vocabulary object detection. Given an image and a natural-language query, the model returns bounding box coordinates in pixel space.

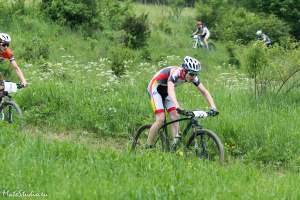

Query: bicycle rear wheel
[131,124,168,152]
[0,100,23,129]
[192,129,224,163]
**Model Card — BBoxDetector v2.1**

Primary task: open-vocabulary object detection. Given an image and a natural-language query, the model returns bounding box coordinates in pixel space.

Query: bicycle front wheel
[0,100,23,129]
[131,124,167,152]
[193,129,224,163]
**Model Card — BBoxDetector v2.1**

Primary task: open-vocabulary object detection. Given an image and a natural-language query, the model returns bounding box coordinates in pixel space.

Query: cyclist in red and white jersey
[147,56,218,148]
[0,33,27,87]
[192,21,210,49]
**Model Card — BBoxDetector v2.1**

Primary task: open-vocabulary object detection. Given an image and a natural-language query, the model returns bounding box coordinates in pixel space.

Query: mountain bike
[0,80,24,128]
[192,35,216,51]
[131,109,224,163]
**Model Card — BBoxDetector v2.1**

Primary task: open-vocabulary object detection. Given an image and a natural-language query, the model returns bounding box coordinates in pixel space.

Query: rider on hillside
[146,56,218,148]
[0,33,27,87]
[192,21,210,49]
[256,30,272,47]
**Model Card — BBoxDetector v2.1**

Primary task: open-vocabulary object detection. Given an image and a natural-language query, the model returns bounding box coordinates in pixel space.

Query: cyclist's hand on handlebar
[17,82,27,89]
[176,108,194,117]
[208,108,219,116]
[176,108,186,115]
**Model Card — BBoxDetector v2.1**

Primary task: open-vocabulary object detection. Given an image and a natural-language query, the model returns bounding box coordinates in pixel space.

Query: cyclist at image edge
[192,21,210,49]
[147,56,218,148]
[0,33,27,86]
[256,30,272,47]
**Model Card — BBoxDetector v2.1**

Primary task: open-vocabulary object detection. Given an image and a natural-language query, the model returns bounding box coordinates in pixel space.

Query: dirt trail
[24,127,130,151]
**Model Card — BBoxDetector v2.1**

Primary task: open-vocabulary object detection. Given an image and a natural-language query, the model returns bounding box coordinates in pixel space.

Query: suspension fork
[195,129,209,159]
[185,119,201,148]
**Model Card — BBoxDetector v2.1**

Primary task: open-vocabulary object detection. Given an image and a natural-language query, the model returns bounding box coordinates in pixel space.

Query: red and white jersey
[147,66,200,114]
[147,66,200,93]
[0,48,15,62]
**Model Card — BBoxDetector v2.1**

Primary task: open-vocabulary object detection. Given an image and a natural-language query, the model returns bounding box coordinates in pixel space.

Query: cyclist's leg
[193,35,198,48]
[165,96,179,138]
[147,112,165,146]
[147,89,165,146]
[204,34,210,49]
[168,110,179,138]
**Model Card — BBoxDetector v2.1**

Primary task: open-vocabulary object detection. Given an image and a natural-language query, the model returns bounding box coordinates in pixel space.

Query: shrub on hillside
[108,46,135,77]
[236,0,300,40]
[196,1,291,44]
[41,0,100,29]
[21,37,50,61]
[244,42,269,96]
[121,14,151,49]
[241,42,300,96]
[157,19,172,34]
[100,0,132,30]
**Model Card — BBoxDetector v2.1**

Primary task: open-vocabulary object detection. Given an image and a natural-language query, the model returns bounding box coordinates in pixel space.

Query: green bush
[100,0,132,30]
[218,9,290,43]
[235,0,300,40]
[244,42,269,96]
[157,18,172,34]
[21,37,50,61]
[121,13,151,49]
[196,1,291,44]
[41,0,100,29]
[108,46,135,77]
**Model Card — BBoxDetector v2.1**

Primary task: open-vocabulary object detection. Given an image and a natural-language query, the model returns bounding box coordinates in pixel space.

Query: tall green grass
[1,2,300,198]
[1,127,300,199]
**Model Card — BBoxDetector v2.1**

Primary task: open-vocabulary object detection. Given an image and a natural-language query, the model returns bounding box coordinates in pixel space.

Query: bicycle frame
[158,116,203,150]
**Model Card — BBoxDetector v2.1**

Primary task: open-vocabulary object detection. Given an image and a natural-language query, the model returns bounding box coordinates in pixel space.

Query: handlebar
[0,81,25,96]
[17,83,25,89]
[176,108,219,118]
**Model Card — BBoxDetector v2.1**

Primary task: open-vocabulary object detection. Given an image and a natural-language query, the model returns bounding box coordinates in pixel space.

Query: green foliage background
[0,0,300,199]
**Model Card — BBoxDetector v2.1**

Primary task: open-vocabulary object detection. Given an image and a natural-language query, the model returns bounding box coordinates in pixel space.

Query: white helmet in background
[0,33,11,45]
[182,56,201,73]
[256,30,262,36]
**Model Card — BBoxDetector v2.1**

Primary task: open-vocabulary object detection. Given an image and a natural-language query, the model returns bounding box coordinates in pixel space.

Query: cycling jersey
[147,66,200,114]
[261,33,272,46]
[195,26,210,38]
[0,48,15,62]
[257,33,272,46]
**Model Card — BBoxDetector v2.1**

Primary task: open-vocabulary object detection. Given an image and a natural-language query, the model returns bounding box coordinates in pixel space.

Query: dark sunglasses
[0,43,9,47]
[187,72,198,77]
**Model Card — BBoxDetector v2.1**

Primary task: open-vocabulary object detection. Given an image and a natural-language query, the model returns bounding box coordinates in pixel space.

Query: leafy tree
[233,0,300,40]
[196,0,291,43]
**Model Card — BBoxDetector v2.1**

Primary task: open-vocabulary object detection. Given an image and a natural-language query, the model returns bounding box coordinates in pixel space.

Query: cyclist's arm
[202,27,210,37]
[10,60,27,86]
[196,83,216,110]
[167,80,180,108]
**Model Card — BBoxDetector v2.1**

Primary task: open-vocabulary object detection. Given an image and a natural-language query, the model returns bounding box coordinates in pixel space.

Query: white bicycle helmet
[182,56,201,73]
[256,30,262,36]
[0,33,11,45]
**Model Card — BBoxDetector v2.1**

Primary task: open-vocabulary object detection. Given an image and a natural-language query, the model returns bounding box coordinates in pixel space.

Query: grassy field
[1,2,300,199]
[1,126,300,199]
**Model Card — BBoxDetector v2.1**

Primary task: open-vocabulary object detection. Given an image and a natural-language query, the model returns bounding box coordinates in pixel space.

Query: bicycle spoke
[195,130,224,162]
[1,101,23,129]
[131,124,166,152]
